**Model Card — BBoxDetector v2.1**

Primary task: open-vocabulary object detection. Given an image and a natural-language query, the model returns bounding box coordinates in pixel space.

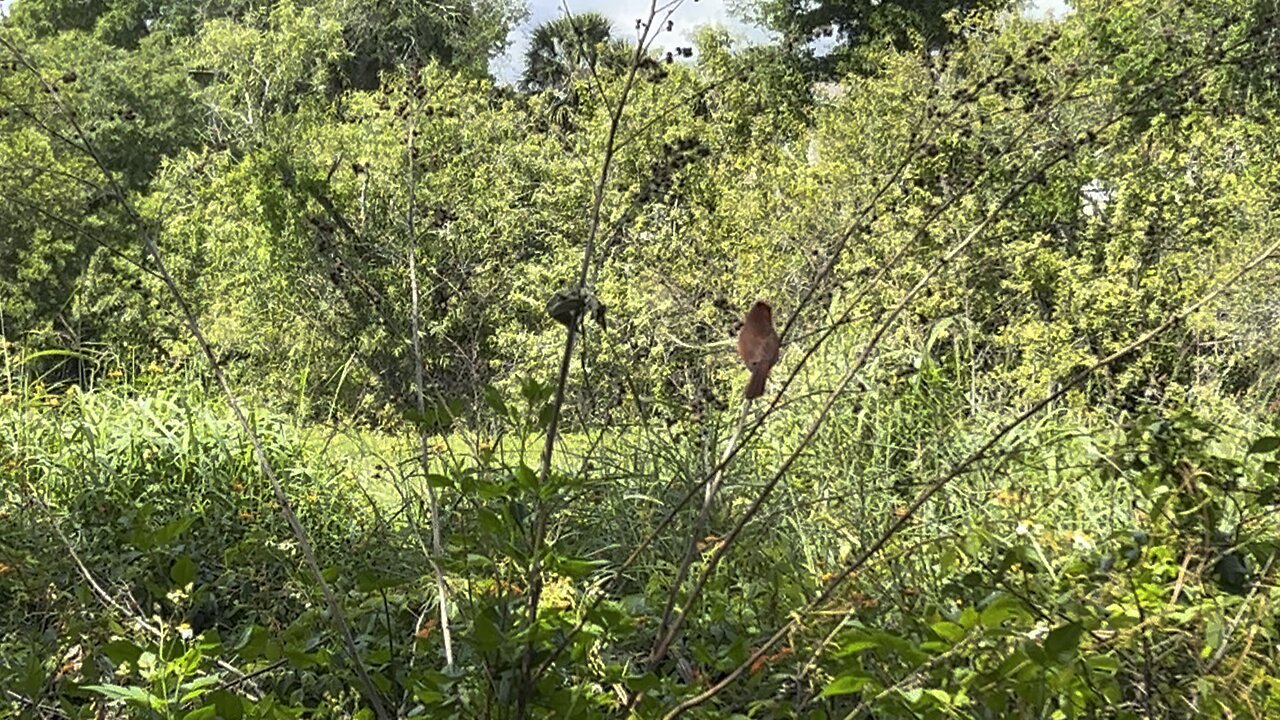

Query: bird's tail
[745,367,768,400]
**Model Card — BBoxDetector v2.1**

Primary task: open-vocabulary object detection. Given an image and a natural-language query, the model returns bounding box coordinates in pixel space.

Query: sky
[0,0,1073,77]
[492,0,1073,83]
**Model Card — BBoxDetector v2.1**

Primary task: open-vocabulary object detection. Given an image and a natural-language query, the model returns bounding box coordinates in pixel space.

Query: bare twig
[649,23,1262,670]
[404,78,455,669]
[516,2,682,714]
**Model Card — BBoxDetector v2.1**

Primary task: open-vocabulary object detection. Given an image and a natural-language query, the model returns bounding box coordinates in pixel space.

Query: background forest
[3,0,1280,717]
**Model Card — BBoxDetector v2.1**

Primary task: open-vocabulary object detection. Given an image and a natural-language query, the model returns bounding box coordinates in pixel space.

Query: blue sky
[493,0,1073,82]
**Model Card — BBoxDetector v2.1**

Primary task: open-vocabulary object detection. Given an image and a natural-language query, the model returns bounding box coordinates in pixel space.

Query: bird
[736,300,780,400]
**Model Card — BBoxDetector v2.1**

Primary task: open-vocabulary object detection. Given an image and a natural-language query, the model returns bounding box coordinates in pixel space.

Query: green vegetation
[3,0,1280,717]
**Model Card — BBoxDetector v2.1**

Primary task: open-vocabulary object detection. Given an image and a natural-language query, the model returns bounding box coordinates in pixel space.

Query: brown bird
[736,300,780,400]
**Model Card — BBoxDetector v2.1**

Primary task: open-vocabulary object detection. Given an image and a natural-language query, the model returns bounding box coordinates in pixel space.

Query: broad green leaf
[83,684,166,709]
[182,706,217,720]
[1247,436,1280,454]
[178,675,222,703]
[820,673,871,697]
[209,691,244,720]
[102,639,144,666]
[1042,622,1084,663]
[836,639,881,656]
[980,594,1025,629]
[483,385,508,416]
[170,555,197,587]
[472,610,503,651]
[931,620,965,643]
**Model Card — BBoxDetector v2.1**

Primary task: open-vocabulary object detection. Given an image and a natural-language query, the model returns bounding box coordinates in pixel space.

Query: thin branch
[648,144,1072,666]
[664,232,1280,718]
[649,25,1260,668]
[536,36,1097,678]
[649,399,749,666]
[516,2,674,714]
[404,77,455,669]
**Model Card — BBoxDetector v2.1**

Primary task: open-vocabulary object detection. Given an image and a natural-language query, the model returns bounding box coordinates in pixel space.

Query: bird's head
[748,300,773,323]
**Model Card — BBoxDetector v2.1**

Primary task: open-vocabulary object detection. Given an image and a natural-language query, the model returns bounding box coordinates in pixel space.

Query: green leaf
[1247,436,1280,454]
[583,602,630,632]
[1042,622,1084,663]
[83,684,166,709]
[931,621,965,643]
[285,648,319,669]
[836,639,881,656]
[402,406,438,428]
[102,639,144,666]
[425,473,454,489]
[355,570,406,592]
[483,385,508,416]
[178,675,222,703]
[232,625,272,659]
[472,610,503,650]
[159,516,195,543]
[475,509,505,536]
[404,399,460,433]
[628,672,661,693]
[1259,482,1279,505]
[138,516,194,549]
[466,553,494,569]
[553,554,604,579]
[520,376,550,404]
[182,705,217,720]
[820,673,871,697]
[170,555,197,587]
[538,402,556,430]
[923,688,953,706]
[979,594,1025,629]
[18,655,45,696]
[513,464,538,492]
[922,316,958,369]
[1085,654,1120,674]
[208,690,244,720]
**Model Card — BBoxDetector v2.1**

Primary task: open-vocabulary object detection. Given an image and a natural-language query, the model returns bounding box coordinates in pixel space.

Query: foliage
[0,27,202,369]
[3,0,1280,717]
[521,11,630,94]
[738,0,1018,77]
[4,0,525,79]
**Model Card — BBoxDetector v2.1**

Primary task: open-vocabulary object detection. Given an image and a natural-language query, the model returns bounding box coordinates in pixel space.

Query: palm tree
[521,12,629,93]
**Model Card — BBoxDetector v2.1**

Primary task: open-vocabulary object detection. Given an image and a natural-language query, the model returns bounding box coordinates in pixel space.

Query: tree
[521,11,628,93]
[4,0,526,82]
[337,0,525,89]
[0,30,203,358]
[741,0,1016,76]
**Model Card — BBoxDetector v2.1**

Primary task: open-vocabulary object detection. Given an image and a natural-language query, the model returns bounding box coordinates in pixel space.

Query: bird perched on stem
[736,300,780,400]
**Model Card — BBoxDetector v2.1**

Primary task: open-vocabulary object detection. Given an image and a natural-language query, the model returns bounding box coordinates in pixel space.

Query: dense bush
[4,0,1280,717]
